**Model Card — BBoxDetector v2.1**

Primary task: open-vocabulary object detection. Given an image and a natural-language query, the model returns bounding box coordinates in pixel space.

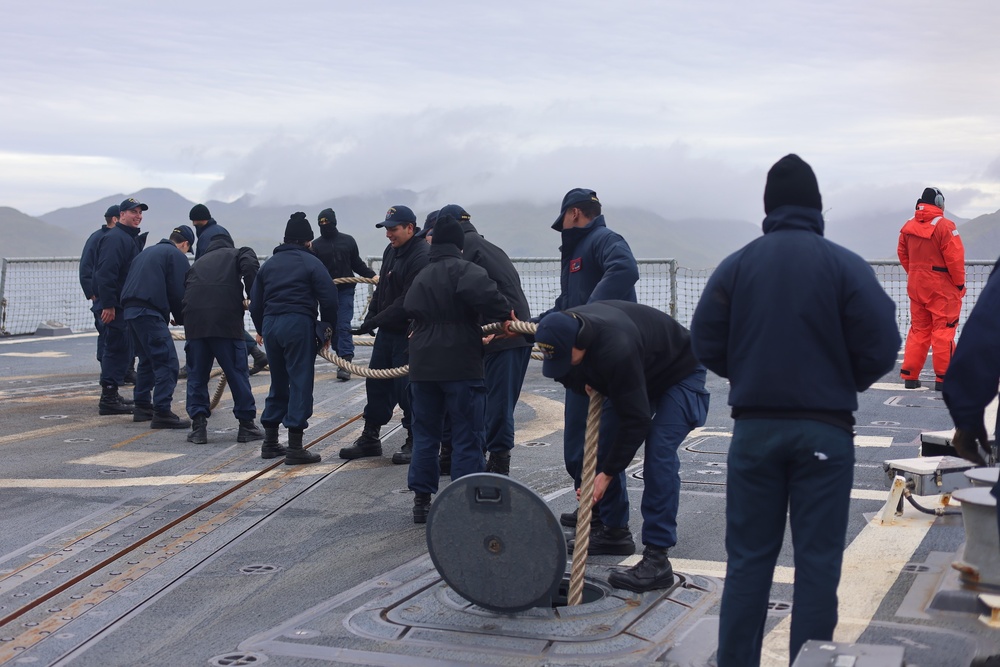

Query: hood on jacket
[762,205,825,236]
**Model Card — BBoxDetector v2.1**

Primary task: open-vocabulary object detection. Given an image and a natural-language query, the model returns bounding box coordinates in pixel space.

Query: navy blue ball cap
[535,311,582,379]
[120,197,148,212]
[376,205,417,228]
[104,204,120,218]
[554,188,599,227]
[416,210,440,239]
[172,224,196,251]
[438,204,471,222]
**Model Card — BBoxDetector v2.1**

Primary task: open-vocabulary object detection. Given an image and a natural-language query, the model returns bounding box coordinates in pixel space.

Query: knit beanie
[763,154,823,214]
[431,215,465,250]
[284,211,314,243]
[189,203,211,221]
[917,187,944,209]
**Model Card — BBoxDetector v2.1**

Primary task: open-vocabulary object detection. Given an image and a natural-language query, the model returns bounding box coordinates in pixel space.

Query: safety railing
[1,256,994,339]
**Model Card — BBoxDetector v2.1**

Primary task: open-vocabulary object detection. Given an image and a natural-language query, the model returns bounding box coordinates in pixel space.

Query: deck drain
[99,469,128,475]
[240,564,281,575]
[871,420,900,426]
[767,600,792,615]
[64,438,94,443]
[40,415,68,420]
[209,653,267,666]
[902,563,932,573]
[519,441,551,447]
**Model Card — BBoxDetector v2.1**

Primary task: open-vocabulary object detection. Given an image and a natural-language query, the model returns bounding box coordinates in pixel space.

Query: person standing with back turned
[691,154,899,666]
[897,187,966,390]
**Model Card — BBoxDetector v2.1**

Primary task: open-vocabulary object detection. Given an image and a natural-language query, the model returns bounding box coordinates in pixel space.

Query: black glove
[952,425,990,466]
[352,320,375,336]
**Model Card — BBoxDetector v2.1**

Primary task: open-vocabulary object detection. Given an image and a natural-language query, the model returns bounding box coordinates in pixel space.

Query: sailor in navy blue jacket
[79,204,119,362]
[539,189,641,552]
[249,213,339,464]
[691,155,899,666]
[120,227,193,422]
[93,197,148,410]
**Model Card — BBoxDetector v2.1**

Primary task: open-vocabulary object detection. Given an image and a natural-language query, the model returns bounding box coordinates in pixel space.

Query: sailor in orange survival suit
[897,187,966,391]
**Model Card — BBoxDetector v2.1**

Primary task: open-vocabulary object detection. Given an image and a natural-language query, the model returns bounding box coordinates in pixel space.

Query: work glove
[351,320,376,336]
[951,424,990,466]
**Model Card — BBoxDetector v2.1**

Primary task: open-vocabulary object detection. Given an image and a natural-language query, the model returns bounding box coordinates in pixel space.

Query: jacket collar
[762,206,824,236]
[429,244,462,261]
[195,219,218,238]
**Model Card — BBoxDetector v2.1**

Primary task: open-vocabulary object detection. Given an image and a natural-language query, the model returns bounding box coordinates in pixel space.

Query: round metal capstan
[426,473,567,613]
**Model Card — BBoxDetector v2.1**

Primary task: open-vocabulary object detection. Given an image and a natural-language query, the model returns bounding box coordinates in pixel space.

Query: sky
[2,0,999,225]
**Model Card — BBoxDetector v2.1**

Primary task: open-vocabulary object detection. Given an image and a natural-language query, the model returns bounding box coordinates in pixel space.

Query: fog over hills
[1,189,996,267]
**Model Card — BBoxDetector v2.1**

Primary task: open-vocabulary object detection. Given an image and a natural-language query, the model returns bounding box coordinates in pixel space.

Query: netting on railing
[1,256,995,338]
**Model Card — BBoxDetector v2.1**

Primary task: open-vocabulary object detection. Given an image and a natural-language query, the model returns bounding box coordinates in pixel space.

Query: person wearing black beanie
[248,212,339,465]
[762,154,823,214]
[898,185,965,390]
[283,211,314,244]
[429,214,464,250]
[401,210,511,523]
[692,155,899,664]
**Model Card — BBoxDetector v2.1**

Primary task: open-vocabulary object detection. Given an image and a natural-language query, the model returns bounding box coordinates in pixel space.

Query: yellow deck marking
[514,393,565,443]
[759,508,938,666]
[855,436,894,448]
[0,419,107,446]
[110,430,154,449]
[69,451,183,467]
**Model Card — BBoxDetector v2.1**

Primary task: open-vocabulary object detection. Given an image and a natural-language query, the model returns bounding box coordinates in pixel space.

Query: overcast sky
[2,0,999,225]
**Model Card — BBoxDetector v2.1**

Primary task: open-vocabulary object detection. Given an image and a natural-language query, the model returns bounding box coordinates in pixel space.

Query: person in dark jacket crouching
[691,155,899,666]
[121,225,193,428]
[534,301,708,591]
[183,231,265,446]
[249,213,339,465]
[403,215,512,523]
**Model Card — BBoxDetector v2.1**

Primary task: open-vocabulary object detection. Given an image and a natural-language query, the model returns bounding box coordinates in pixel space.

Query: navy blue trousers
[408,379,487,495]
[336,286,356,359]
[99,312,130,388]
[717,418,855,667]
[127,315,179,412]
[363,330,411,430]
[484,346,531,455]
[563,389,629,529]
[260,313,317,430]
[185,337,257,420]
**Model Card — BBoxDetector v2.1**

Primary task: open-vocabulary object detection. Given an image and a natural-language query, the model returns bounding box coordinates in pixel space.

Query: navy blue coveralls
[95,224,144,389]
[403,243,510,493]
[249,244,339,430]
[360,236,430,432]
[691,205,900,666]
[80,225,110,361]
[120,239,189,413]
[183,236,261,421]
[539,214,639,522]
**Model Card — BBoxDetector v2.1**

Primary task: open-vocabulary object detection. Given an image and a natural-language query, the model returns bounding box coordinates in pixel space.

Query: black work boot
[560,507,604,529]
[151,410,191,430]
[187,415,208,444]
[391,430,413,464]
[439,441,452,477]
[98,383,133,415]
[237,419,264,443]
[904,379,922,389]
[248,346,268,376]
[413,492,431,524]
[339,424,382,459]
[261,426,287,459]
[485,451,511,475]
[285,429,320,465]
[132,403,154,422]
[607,546,675,593]
[567,525,636,556]
[123,364,137,385]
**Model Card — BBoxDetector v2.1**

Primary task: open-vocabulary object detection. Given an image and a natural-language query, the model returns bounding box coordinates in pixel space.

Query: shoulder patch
[952,229,960,236]
[569,257,582,273]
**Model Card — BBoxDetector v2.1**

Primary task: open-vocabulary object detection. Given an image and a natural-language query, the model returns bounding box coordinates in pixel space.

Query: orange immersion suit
[897,202,965,383]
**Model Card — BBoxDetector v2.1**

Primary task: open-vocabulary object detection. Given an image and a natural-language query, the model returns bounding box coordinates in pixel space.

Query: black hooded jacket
[183,235,260,340]
[311,224,376,286]
[556,301,701,475]
[459,220,532,353]
[404,244,510,381]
